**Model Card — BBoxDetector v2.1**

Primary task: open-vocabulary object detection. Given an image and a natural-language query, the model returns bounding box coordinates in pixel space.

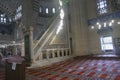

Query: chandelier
[88,11,120,31]
[90,19,120,30]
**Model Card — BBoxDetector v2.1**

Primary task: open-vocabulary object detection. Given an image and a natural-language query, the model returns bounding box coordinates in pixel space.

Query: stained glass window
[97,0,108,14]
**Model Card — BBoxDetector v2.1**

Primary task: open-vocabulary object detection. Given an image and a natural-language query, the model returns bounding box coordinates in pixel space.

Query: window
[0,14,6,23]
[46,8,49,14]
[4,18,6,23]
[52,8,56,13]
[39,7,42,13]
[97,0,108,14]
[1,14,4,17]
[15,5,22,20]
[100,36,114,51]
[1,18,3,22]
[17,5,22,13]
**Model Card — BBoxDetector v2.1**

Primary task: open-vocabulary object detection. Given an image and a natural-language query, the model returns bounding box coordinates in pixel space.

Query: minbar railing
[33,11,60,55]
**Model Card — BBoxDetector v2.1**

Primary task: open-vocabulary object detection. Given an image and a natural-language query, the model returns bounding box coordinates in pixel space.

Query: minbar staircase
[32,10,72,67]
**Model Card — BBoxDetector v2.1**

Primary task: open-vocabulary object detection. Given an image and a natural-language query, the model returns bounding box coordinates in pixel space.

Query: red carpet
[0,69,5,80]
[0,54,120,80]
[26,54,120,80]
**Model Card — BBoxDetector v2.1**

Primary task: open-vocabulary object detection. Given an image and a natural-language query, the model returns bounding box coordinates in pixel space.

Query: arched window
[0,14,6,23]
[46,8,49,14]
[39,6,42,13]
[52,8,56,13]
[97,0,108,14]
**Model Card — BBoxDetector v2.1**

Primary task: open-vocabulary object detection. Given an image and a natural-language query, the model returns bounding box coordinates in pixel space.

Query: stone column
[23,27,34,65]
[52,50,55,58]
[12,45,17,55]
[46,50,49,59]
[21,0,34,65]
[69,0,89,56]
[57,50,60,57]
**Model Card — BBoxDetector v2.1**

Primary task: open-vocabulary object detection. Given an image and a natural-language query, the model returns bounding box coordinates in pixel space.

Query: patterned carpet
[0,67,5,80]
[1,54,120,80]
[26,55,120,80]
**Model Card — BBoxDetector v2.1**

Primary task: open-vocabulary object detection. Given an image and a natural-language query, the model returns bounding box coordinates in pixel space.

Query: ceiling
[0,0,21,18]
[0,0,56,19]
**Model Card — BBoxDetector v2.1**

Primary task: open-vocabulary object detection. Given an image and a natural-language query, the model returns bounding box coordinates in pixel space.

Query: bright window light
[100,36,114,51]
[96,22,100,25]
[104,22,106,27]
[111,20,114,23]
[46,8,49,14]
[59,0,63,6]
[117,22,120,24]
[1,14,3,17]
[60,9,64,19]
[109,22,112,26]
[4,18,6,23]
[56,20,63,34]
[52,8,56,13]
[97,0,107,14]
[1,18,3,21]
[98,24,101,29]
[103,37,112,43]
[91,26,94,29]
[17,5,22,12]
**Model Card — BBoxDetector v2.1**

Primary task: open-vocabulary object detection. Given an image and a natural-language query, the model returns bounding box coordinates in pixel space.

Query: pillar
[21,0,35,65]
[23,27,34,65]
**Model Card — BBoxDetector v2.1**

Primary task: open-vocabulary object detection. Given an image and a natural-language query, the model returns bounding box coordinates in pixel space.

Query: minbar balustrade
[42,48,71,60]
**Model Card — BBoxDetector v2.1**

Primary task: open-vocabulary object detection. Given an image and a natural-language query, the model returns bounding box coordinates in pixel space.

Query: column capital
[21,25,34,35]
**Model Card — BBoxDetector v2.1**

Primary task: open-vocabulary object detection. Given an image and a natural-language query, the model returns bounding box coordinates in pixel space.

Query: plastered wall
[69,0,120,55]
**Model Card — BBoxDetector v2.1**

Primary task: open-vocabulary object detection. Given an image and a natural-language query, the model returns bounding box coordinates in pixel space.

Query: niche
[60,51,62,57]
[42,53,47,59]
[49,52,53,58]
[55,51,58,57]
[64,50,66,56]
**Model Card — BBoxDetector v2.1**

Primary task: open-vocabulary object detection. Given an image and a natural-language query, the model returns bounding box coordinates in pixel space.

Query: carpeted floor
[0,66,5,80]
[1,54,120,80]
[26,54,120,80]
